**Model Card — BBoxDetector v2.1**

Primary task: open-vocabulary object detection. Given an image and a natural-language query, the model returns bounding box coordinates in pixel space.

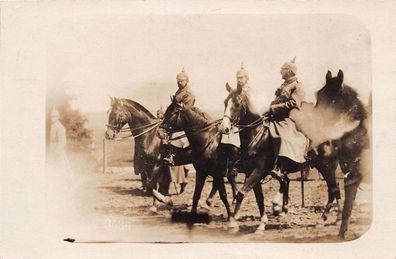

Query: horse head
[315,70,344,108]
[158,97,185,137]
[221,82,248,134]
[105,96,131,140]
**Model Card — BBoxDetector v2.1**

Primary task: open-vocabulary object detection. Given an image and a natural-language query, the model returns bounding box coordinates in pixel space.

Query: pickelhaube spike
[282,56,298,74]
[176,66,189,81]
[236,62,249,78]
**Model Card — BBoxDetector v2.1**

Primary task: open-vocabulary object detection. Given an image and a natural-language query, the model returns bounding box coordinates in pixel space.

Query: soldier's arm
[290,83,305,107]
[181,92,195,108]
[270,83,304,116]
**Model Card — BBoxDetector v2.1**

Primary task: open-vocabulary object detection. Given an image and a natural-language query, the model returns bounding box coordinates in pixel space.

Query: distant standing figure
[48,108,67,164]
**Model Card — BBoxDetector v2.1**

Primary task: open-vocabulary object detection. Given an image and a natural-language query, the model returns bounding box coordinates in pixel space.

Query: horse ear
[110,96,116,105]
[170,95,174,103]
[225,82,233,93]
[337,70,344,84]
[326,70,332,82]
[236,84,242,94]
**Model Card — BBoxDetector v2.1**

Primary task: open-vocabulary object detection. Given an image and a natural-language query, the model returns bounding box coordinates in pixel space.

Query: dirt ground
[68,165,372,243]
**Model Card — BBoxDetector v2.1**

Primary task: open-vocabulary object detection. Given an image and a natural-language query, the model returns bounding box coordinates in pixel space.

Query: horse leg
[270,170,287,216]
[214,176,232,220]
[315,157,339,221]
[282,172,290,214]
[149,196,158,213]
[140,171,148,189]
[191,172,207,215]
[206,180,217,207]
[339,169,362,240]
[229,168,267,229]
[227,173,238,204]
[252,182,267,232]
[145,164,162,195]
[323,172,340,221]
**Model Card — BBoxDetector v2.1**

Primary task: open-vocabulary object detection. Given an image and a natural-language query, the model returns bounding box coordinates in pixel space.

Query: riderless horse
[223,70,369,239]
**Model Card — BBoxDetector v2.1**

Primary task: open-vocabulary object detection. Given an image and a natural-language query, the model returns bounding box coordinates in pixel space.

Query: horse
[223,70,369,239]
[159,99,236,220]
[312,70,369,239]
[104,97,170,194]
[160,96,271,228]
[220,84,291,231]
[104,97,215,208]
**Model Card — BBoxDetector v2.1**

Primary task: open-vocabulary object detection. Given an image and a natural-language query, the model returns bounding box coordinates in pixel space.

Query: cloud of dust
[290,102,361,147]
[291,102,372,183]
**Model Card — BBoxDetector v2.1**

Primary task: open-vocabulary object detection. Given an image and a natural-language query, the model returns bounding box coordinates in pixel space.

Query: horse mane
[121,99,157,119]
[316,83,367,121]
[186,106,213,124]
[226,88,257,115]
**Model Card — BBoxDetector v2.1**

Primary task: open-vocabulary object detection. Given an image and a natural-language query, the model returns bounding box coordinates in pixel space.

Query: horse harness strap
[114,121,161,141]
[167,119,222,141]
[107,120,162,133]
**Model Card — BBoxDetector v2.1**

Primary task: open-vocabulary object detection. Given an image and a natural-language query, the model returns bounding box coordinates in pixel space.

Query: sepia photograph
[46,14,372,243]
[1,1,395,258]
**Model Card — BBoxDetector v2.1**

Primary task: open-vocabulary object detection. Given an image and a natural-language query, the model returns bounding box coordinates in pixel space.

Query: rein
[167,119,222,141]
[107,121,162,141]
[106,121,161,133]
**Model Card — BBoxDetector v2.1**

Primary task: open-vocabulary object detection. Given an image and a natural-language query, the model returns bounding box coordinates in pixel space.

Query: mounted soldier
[266,57,310,212]
[219,63,252,177]
[162,68,195,166]
[268,57,309,165]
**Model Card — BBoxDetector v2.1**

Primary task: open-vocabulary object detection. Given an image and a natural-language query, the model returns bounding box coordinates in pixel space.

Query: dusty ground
[68,165,372,243]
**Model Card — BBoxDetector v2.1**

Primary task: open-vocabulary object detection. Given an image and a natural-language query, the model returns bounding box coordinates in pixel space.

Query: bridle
[106,104,161,140]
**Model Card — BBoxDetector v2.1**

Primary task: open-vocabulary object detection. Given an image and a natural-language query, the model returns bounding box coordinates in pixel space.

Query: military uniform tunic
[169,84,195,148]
[269,77,309,163]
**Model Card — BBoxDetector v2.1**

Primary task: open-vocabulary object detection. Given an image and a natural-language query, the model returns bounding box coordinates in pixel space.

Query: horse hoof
[322,213,328,221]
[205,199,212,207]
[260,215,269,224]
[149,206,157,213]
[255,222,266,233]
[228,218,239,229]
[337,233,346,241]
[200,204,211,212]
[272,203,282,216]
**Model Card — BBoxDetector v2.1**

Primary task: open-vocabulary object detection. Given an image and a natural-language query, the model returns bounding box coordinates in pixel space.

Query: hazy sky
[47,14,371,114]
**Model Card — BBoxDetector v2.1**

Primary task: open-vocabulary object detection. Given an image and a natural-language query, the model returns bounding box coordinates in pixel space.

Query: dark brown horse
[105,97,231,212]
[159,99,236,219]
[160,96,273,227]
[313,70,369,239]
[224,70,369,239]
[105,97,170,194]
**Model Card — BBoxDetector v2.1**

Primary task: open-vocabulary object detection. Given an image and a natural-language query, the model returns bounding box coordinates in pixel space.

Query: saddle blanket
[170,131,190,148]
[220,126,240,148]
